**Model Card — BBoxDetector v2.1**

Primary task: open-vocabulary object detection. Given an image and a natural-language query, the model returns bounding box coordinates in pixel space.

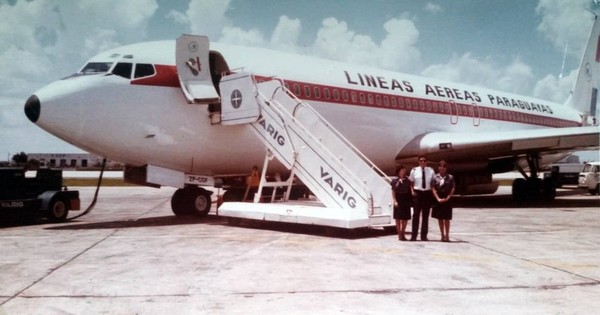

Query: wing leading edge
[395,126,599,167]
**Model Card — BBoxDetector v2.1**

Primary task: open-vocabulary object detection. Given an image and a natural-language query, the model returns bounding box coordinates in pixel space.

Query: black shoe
[421,237,429,241]
[409,237,417,241]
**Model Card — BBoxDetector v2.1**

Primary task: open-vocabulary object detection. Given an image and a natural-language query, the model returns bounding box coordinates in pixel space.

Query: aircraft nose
[24,94,40,123]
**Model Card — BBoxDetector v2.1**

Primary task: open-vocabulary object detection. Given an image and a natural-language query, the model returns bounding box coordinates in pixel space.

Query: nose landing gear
[171,186,213,217]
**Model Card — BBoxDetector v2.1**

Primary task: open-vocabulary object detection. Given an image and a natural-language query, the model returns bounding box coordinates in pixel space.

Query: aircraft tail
[568,13,600,125]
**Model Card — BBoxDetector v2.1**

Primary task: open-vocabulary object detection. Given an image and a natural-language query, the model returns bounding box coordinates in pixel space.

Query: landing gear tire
[222,188,245,202]
[171,186,213,217]
[47,198,69,222]
[512,178,527,201]
[541,178,556,201]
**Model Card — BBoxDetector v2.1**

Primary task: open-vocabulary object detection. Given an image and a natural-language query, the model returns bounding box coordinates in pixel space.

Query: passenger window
[304,86,311,97]
[112,62,132,79]
[134,64,155,78]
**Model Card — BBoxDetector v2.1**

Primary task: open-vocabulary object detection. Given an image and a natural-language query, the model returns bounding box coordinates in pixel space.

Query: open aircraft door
[176,35,220,104]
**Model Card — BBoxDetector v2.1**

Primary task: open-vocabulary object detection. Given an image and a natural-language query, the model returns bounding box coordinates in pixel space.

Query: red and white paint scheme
[24,14,599,224]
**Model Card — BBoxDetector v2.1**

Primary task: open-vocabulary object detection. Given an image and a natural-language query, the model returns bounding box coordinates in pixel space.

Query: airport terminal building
[27,153,122,169]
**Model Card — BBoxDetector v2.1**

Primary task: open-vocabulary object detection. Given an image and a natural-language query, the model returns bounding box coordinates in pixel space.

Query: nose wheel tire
[171,187,213,217]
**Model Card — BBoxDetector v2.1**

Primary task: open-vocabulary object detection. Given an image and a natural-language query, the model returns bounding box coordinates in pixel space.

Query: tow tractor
[0,167,80,222]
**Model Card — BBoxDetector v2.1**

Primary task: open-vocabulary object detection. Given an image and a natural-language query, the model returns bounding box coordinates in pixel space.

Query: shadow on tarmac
[3,187,597,239]
[40,214,395,239]
[453,188,599,209]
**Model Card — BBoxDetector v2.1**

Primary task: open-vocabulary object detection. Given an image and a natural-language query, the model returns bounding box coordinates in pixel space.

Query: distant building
[27,153,122,169]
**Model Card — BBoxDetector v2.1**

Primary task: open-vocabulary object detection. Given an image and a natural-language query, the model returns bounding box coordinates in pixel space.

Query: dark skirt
[394,194,412,220]
[432,201,452,220]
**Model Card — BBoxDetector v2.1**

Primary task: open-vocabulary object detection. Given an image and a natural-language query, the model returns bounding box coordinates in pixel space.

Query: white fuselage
[30,40,581,177]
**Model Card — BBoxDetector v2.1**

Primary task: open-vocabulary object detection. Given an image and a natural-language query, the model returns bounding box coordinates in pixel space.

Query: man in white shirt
[409,155,435,241]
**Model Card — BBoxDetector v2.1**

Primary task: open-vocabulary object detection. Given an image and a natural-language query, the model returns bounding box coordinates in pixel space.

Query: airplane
[23,13,599,226]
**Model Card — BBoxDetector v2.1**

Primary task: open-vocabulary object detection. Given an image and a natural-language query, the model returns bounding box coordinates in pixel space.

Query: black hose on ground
[68,158,106,220]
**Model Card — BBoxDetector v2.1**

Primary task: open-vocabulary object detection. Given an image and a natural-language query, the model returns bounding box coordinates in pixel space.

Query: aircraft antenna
[559,43,568,79]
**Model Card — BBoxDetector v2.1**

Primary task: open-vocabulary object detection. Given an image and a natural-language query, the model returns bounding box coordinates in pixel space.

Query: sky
[0,0,598,162]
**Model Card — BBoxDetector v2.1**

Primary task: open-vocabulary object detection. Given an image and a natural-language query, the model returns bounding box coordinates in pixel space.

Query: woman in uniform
[432,160,456,242]
[391,165,412,241]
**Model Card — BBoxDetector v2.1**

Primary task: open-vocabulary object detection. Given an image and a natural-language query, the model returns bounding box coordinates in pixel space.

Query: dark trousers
[412,190,432,240]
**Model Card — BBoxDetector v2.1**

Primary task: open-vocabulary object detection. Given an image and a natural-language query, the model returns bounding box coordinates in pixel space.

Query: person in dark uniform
[409,155,435,241]
[432,160,456,242]
[391,165,412,241]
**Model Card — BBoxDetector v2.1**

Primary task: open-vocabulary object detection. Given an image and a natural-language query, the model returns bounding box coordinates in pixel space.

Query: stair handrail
[271,81,390,181]
[251,77,379,213]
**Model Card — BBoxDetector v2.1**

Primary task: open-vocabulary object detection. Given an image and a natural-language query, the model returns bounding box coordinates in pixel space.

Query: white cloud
[0,0,159,156]
[270,15,301,52]
[536,0,594,57]
[424,3,443,14]
[187,0,232,40]
[421,53,535,96]
[379,18,421,72]
[312,17,422,72]
[166,9,190,26]
[313,17,357,60]
[0,0,158,84]
[533,69,577,103]
[219,27,266,46]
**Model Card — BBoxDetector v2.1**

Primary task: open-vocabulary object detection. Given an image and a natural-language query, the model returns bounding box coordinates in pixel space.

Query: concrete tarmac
[0,186,599,314]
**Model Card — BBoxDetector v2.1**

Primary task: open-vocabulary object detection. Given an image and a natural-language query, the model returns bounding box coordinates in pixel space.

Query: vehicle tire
[47,198,69,222]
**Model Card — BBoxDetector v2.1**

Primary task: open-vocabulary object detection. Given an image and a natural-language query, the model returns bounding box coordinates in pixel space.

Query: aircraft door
[176,35,220,104]
[448,100,458,124]
[471,103,480,126]
[219,72,261,125]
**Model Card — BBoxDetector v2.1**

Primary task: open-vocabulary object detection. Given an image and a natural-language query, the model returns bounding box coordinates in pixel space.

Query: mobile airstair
[216,72,393,229]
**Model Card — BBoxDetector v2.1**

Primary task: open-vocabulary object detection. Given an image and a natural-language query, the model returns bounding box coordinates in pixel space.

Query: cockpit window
[111,62,133,79]
[79,62,113,74]
[134,64,155,78]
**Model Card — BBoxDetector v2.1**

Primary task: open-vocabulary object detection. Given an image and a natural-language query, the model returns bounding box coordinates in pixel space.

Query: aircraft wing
[395,126,599,165]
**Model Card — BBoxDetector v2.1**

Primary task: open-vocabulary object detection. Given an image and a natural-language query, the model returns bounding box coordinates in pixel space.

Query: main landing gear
[511,154,556,202]
[171,185,213,217]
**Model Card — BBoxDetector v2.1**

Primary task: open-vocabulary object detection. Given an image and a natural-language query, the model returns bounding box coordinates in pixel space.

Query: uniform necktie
[421,168,426,189]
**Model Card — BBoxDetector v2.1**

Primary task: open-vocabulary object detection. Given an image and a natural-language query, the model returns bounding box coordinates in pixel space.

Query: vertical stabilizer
[569,14,600,125]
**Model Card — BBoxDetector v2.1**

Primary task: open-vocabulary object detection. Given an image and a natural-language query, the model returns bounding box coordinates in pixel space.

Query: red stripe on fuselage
[131,65,579,128]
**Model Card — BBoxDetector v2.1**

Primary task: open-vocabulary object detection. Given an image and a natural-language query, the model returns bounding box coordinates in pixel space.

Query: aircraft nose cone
[24,94,40,123]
